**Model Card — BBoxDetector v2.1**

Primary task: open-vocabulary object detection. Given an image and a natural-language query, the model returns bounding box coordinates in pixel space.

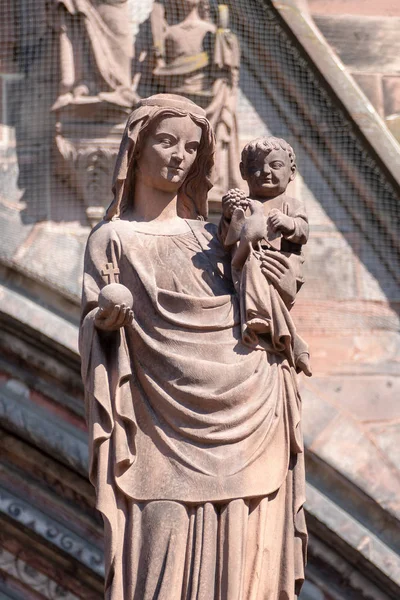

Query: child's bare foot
[296,353,312,377]
[247,317,270,333]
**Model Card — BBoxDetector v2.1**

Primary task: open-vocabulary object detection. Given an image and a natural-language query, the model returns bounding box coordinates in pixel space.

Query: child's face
[241,147,295,199]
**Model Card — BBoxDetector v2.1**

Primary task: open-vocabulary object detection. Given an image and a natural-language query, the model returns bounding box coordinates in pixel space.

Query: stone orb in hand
[98,283,133,315]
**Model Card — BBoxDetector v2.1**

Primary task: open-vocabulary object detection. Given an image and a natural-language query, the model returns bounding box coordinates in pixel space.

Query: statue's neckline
[123,218,192,236]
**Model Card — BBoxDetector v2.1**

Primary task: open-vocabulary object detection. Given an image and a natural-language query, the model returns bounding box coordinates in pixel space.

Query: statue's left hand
[260,250,297,307]
[94,304,134,331]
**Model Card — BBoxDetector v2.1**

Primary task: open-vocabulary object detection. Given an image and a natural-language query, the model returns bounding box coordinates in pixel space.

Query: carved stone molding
[0,546,79,600]
[0,378,88,476]
[53,102,129,227]
[0,485,104,577]
[55,131,120,227]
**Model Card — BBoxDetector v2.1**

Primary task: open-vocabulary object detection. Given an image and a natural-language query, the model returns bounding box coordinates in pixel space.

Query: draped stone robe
[80,218,307,599]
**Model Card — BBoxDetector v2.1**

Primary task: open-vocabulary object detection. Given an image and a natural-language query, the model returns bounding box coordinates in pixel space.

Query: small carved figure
[220,136,312,376]
[136,0,242,198]
[49,0,135,110]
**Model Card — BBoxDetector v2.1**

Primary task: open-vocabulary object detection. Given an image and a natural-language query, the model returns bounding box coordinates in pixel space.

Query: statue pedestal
[54,100,130,226]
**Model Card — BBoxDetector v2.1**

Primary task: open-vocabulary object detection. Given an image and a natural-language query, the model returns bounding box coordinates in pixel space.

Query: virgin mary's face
[136,115,202,193]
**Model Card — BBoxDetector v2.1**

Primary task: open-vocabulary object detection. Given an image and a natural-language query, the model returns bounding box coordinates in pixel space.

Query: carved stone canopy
[53,101,129,226]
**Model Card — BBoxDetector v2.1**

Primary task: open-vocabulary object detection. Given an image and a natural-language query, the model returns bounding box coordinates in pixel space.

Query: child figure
[220,136,312,376]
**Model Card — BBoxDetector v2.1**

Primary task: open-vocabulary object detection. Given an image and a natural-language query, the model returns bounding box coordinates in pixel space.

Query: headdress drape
[105,94,215,221]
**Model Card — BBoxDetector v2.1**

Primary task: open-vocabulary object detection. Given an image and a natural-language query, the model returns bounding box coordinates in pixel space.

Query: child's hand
[268,208,295,235]
[222,188,249,220]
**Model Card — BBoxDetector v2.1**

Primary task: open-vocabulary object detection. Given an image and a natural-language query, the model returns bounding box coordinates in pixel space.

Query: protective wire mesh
[0,0,399,302]
[0,2,399,327]
[1,3,400,598]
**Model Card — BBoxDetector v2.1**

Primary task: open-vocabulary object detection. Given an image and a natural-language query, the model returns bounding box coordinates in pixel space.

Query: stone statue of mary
[80,94,307,599]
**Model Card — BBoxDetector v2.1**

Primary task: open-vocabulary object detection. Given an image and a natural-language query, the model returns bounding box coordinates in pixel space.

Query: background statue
[46,0,139,224]
[135,0,242,200]
[49,0,136,109]
[80,94,307,599]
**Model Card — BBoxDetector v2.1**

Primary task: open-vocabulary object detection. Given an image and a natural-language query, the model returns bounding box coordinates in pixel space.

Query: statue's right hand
[259,250,297,307]
[94,304,134,331]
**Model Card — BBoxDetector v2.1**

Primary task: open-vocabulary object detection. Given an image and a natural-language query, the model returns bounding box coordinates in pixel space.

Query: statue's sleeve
[79,221,133,472]
[80,222,127,425]
[79,223,135,575]
[81,223,122,320]
[283,198,309,246]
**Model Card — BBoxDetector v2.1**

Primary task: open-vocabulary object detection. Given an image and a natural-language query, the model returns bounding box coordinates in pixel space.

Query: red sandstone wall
[308,0,400,17]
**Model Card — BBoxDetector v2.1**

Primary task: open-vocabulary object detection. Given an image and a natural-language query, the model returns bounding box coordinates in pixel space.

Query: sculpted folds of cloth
[52,0,134,109]
[80,94,307,599]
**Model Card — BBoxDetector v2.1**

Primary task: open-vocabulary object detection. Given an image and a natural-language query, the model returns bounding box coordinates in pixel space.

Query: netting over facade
[1,2,400,599]
[1,0,399,338]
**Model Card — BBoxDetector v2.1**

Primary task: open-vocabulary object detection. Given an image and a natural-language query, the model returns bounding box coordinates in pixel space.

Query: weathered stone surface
[366,421,400,469]
[313,15,400,74]
[309,0,400,17]
[297,174,354,234]
[356,241,400,302]
[301,385,338,448]
[0,376,87,475]
[0,2,399,597]
[304,383,400,520]
[311,7,400,147]
[309,375,400,422]
[306,483,400,589]
[0,283,79,354]
[352,72,385,117]
[0,201,33,262]
[13,223,87,299]
[80,96,307,599]
[0,485,102,575]
[383,76,400,116]
[0,430,103,599]
[302,234,358,300]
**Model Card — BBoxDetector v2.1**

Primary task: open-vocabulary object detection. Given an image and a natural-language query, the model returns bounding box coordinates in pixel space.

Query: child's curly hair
[241,136,296,174]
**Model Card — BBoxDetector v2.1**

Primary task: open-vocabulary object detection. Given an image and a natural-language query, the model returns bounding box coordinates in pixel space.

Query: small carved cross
[101,262,120,284]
